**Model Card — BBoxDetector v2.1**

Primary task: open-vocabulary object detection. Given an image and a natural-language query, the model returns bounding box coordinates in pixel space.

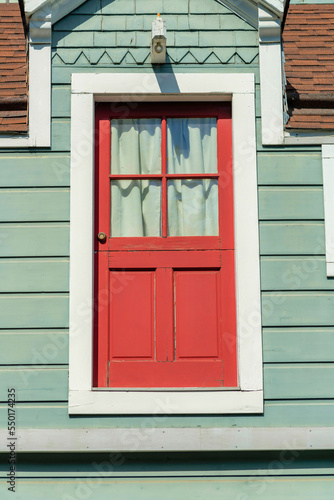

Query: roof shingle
[283,4,334,129]
[0,2,27,135]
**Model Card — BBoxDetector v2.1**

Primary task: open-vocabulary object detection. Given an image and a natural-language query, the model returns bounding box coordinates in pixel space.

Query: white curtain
[110,119,161,236]
[167,118,218,236]
[110,117,218,237]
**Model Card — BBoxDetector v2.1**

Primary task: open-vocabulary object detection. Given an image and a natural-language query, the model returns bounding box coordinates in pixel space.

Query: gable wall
[0,0,333,494]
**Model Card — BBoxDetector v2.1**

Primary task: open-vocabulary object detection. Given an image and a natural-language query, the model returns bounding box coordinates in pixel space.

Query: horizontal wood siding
[1,475,334,499]
[0,0,332,461]
[0,451,334,498]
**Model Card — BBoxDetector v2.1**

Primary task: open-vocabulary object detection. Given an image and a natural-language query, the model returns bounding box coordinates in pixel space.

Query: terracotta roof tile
[283,4,334,129]
[0,3,28,134]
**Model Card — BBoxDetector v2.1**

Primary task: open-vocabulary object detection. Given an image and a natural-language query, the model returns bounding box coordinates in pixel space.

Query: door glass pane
[167,118,217,174]
[167,179,218,236]
[111,119,161,174]
[111,180,161,236]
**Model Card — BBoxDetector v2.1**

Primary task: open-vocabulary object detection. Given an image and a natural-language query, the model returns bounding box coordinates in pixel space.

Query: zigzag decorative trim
[52,48,259,65]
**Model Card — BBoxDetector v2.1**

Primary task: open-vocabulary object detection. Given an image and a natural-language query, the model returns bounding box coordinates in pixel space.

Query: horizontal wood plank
[259,222,325,255]
[0,331,68,365]
[0,363,332,403]
[52,86,71,118]
[0,259,69,292]
[0,154,70,187]
[52,119,71,152]
[108,250,222,268]
[263,328,334,362]
[0,224,69,257]
[0,189,69,222]
[0,294,68,329]
[258,187,323,220]
[0,477,333,499]
[0,400,333,428]
[0,367,68,402]
[264,364,334,399]
[260,257,334,291]
[257,153,322,185]
[262,292,334,327]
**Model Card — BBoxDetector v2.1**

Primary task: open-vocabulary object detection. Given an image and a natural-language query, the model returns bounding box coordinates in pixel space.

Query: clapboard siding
[1,400,334,428]
[0,189,69,222]
[259,222,325,255]
[52,119,71,151]
[0,0,331,469]
[0,224,69,257]
[2,477,334,499]
[263,328,334,362]
[0,294,68,329]
[1,364,333,403]
[0,154,70,186]
[0,331,68,365]
[258,187,324,220]
[0,367,68,402]
[260,257,333,291]
[257,153,323,185]
[0,259,69,292]
[51,86,71,118]
[264,364,334,399]
[262,292,334,327]
[1,476,334,499]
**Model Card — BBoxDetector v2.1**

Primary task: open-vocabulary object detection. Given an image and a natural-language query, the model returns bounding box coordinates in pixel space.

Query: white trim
[71,73,255,96]
[69,72,263,415]
[2,426,333,452]
[285,131,334,145]
[218,0,258,28]
[258,6,284,146]
[23,0,285,23]
[25,0,86,22]
[322,145,334,277]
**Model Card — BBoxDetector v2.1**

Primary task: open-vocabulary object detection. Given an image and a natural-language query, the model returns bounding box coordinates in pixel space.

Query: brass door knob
[97,232,107,243]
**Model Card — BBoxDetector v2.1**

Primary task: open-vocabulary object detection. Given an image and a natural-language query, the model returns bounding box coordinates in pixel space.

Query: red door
[94,102,237,388]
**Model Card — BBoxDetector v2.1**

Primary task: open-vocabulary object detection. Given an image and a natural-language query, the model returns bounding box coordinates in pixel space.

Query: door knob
[97,232,107,243]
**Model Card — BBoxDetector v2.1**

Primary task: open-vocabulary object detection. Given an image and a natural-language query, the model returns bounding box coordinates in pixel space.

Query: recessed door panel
[109,270,155,359]
[175,270,220,359]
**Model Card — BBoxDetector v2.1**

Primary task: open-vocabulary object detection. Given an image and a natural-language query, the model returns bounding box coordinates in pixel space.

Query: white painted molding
[219,0,258,28]
[24,0,49,18]
[259,0,286,17]
[285,131,334,145]
[69,72,263,415]
[258,6,284,146]
[1,427,333,452]
[23,0,284,24]
[322,145,334,277]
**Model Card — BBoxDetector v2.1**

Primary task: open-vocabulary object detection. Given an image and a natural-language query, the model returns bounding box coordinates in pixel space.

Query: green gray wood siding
[0,0,332,429]
[0,0,333,496]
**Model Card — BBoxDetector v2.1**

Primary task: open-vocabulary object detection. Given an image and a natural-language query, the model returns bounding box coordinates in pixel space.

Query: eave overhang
[23,0,287,27]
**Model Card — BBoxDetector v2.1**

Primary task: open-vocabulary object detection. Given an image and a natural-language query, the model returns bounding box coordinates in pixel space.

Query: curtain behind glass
[110,119,161,236]
[167,118,218,236]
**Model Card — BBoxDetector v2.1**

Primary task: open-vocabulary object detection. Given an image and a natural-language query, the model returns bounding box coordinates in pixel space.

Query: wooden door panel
[95,103,237,389]
[108,360,223,388]
[175,270,220,359]
[109,271,155,360]
[109,250,221,268]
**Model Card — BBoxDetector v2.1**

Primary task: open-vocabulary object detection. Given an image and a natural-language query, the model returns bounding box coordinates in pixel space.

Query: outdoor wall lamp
[151,14,166,64]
